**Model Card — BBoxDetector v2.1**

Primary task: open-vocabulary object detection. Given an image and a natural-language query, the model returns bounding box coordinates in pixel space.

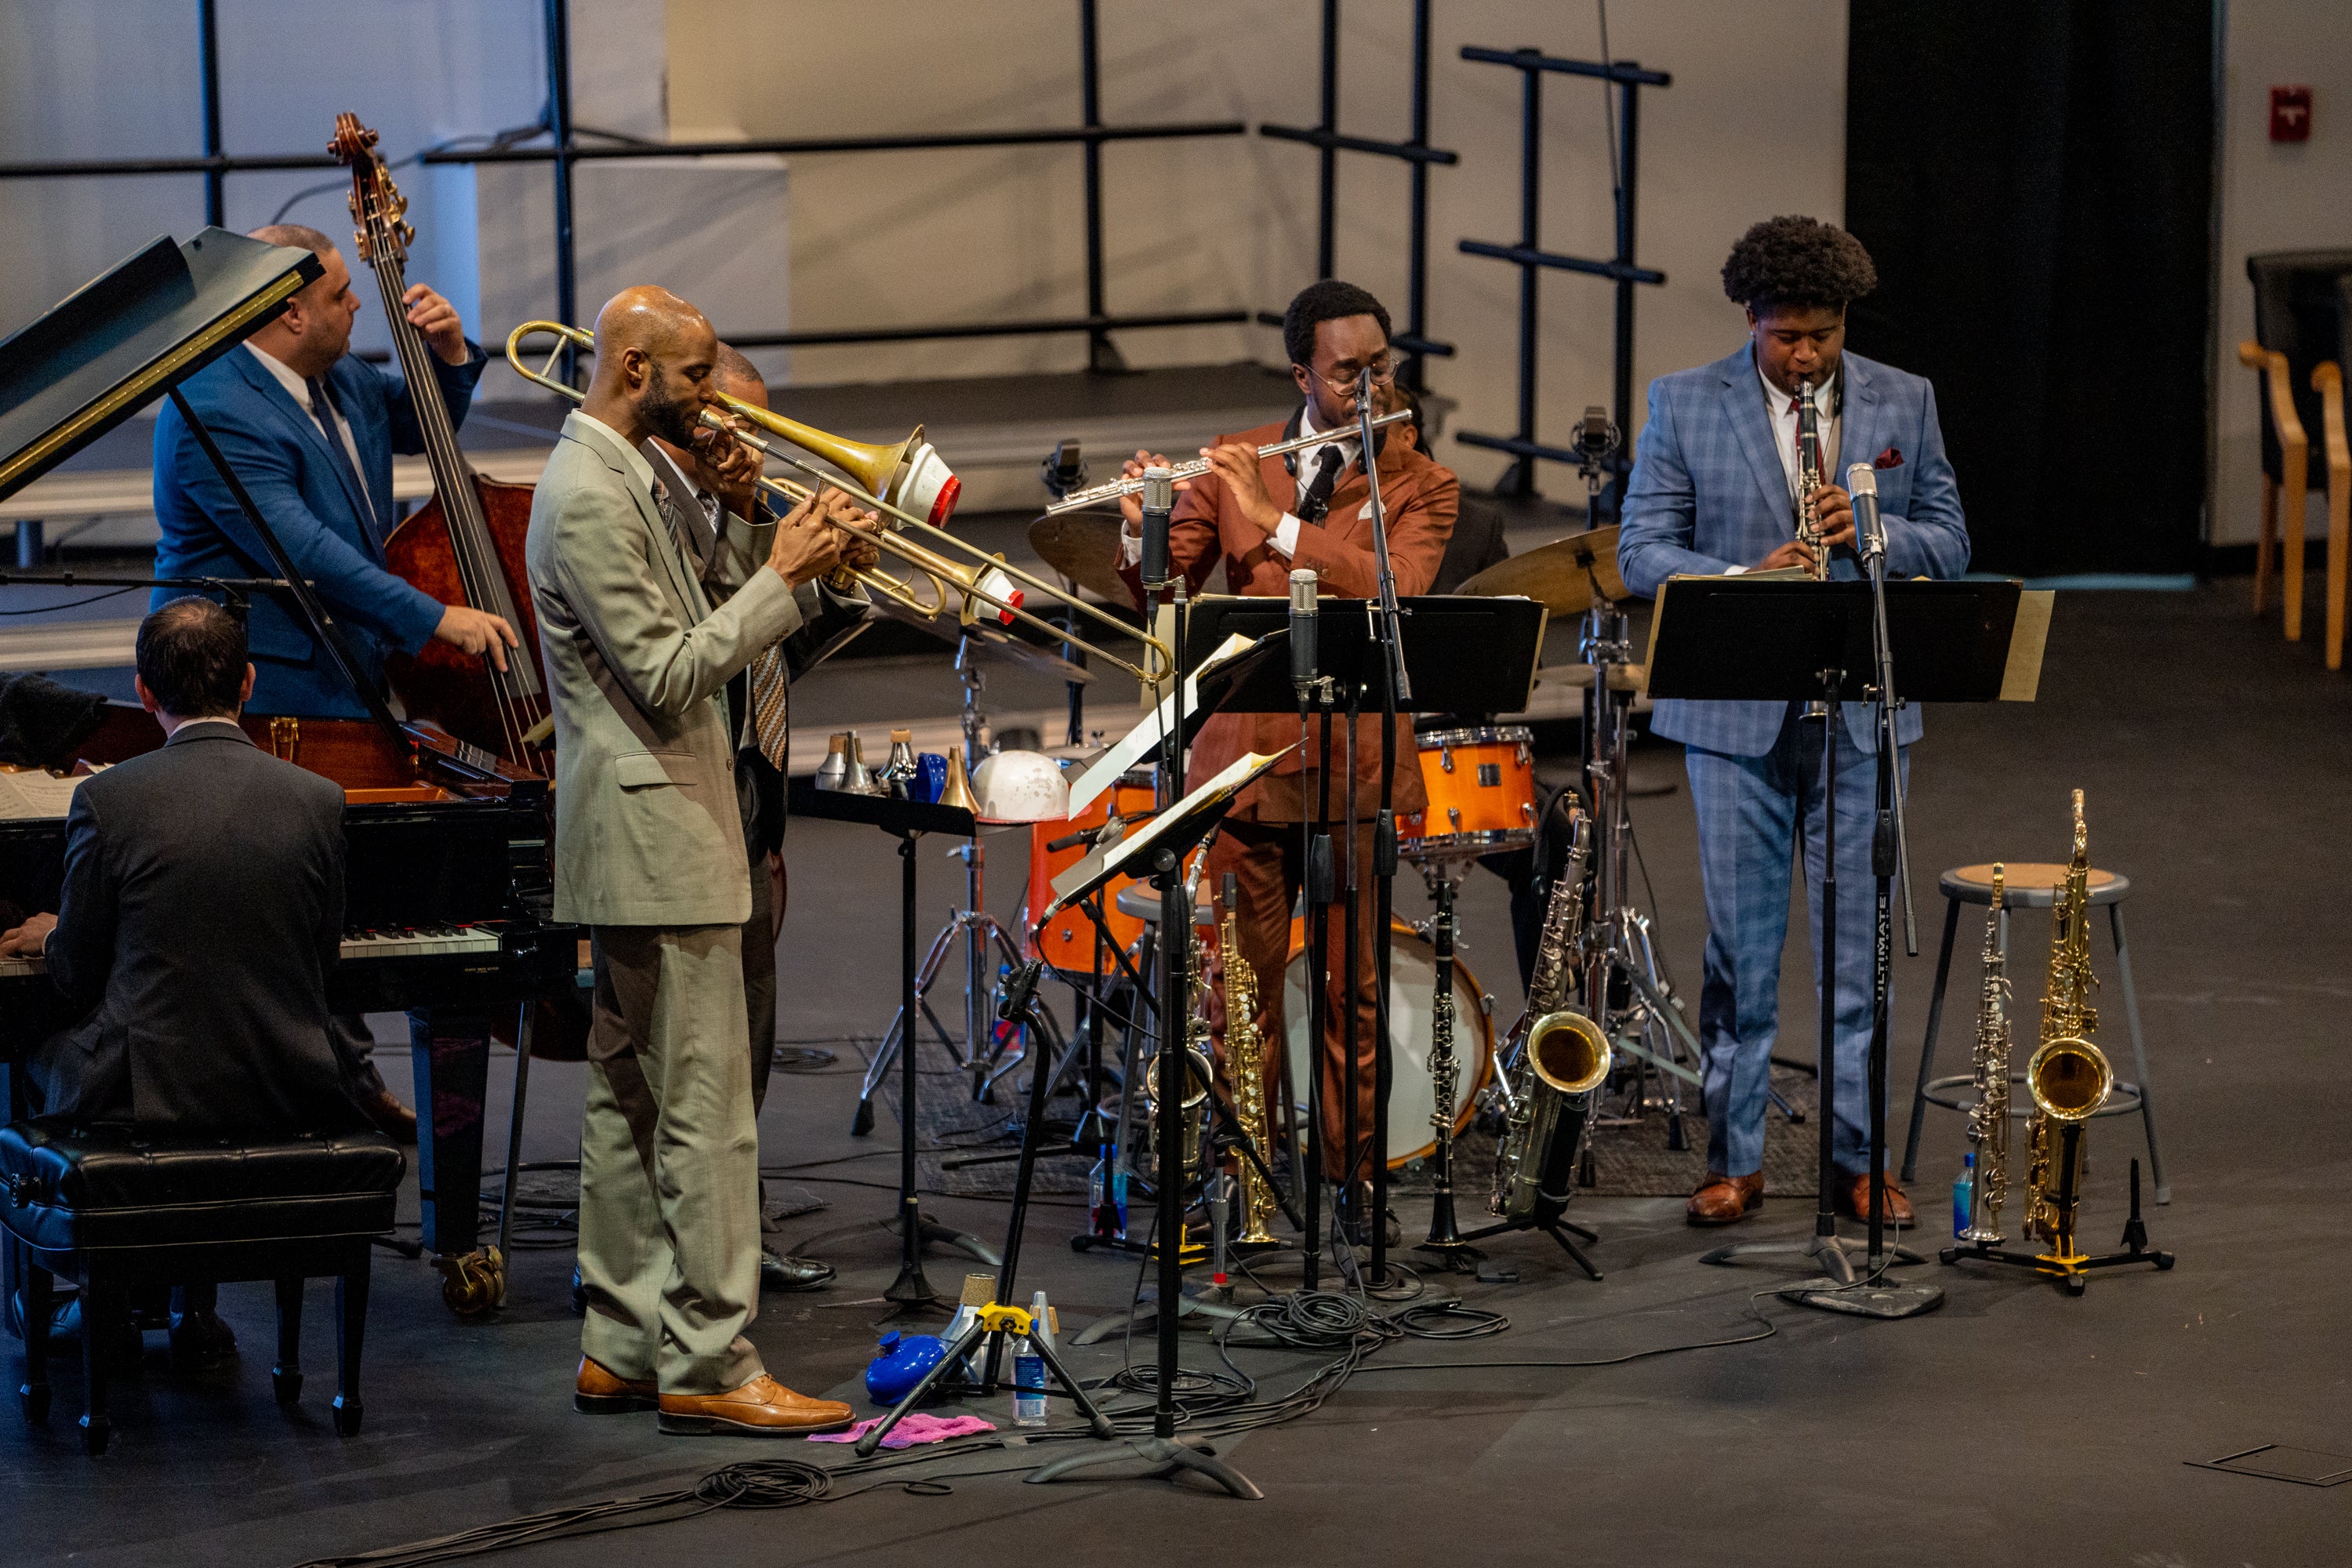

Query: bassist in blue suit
[1617,216,1971,1229]
[152,223,517,717]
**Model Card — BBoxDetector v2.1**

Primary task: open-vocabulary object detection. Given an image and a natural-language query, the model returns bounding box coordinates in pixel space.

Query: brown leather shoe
[1686,1171,1765,1225]
[574,1356,657,1414]
[1838,1173,1915,1225]
[658,1374,855,1437]
[356,1083,419,1145]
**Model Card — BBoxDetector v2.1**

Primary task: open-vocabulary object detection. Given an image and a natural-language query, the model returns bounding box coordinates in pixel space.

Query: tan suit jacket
[526,412,803,926]
[1116,413,1457,821]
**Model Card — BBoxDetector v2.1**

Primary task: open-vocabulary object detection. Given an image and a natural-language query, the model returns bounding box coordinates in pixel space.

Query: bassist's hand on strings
[399,284,470,365]
[435,604,518,671]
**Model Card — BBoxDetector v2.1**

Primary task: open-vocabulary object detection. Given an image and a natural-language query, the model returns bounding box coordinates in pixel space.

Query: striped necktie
[748,641,791,771]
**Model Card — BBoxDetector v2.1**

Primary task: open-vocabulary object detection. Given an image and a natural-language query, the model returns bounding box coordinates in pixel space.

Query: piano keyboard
[0,924,501,978]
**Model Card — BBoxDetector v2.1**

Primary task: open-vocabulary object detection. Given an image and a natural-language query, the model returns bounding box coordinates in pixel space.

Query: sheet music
[0,769,84,820]
[1048,743,1294,914]
[1064,632,1265,815]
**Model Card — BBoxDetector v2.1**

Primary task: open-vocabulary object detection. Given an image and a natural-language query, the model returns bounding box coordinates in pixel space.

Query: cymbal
[1028,514,1134,605]
[1539,661,1646,692]
[1457,525,1625,614]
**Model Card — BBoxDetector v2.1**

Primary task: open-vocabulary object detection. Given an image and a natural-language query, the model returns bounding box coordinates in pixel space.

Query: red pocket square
[1873,447,1904,470]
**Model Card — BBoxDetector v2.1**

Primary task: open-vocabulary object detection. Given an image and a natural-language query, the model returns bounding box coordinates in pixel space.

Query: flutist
[1616,217,1970,1228]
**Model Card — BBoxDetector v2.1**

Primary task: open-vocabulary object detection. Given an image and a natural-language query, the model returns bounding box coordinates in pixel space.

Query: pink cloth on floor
[808,1412,999,1449]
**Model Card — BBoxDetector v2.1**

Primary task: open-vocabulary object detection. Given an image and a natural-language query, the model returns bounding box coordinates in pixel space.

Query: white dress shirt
[1119,401,1354,564]
[246,344,376,519]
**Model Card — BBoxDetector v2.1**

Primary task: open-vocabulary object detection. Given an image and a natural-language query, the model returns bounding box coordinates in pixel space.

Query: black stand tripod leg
[886,831,940,1307]
[1029,1334,1120,1439]
[1028,1432,1265,1499]
[855,1320,992,1457]
[1542,1222,1603,1280]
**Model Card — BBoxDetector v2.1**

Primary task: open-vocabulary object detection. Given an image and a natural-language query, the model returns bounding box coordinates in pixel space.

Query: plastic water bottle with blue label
[1952,1150,1975,1239]
[1011,1337,1047,1427]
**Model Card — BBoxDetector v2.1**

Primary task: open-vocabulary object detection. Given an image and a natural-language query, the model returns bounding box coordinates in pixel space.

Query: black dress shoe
[169,1308,238,1373]
[759,1246,834,1293]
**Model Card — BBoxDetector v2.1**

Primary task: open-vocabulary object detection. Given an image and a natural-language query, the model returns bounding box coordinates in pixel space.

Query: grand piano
[0,229,580,1310]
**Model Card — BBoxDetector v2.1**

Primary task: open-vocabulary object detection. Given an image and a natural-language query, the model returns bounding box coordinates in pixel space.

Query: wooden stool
[1898,863,2168,1206]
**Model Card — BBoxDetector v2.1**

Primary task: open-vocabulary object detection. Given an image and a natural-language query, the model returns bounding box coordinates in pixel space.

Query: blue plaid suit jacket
[1617,344,1971,757]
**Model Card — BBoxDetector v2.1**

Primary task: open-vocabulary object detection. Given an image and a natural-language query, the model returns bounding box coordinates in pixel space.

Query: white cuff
[1270,513,1301,557]
[1119,528,1142,567]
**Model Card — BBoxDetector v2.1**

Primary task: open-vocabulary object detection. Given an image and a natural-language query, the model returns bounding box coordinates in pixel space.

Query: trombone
[506,321,1171,686]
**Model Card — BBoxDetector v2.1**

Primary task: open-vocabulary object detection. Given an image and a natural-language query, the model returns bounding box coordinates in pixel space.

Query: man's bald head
[583,285,720,448]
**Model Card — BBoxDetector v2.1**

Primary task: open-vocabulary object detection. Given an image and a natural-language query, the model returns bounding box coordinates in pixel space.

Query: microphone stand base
[1026,1433,1264,1499]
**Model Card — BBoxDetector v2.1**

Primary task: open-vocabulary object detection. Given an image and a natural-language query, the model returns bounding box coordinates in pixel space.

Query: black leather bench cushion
[0,1120,405,1252]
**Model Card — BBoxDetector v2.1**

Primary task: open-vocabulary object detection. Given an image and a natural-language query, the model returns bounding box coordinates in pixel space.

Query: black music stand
[1653,575,2025,1312]
[788,782,997,1306]
[1185,596,1546,1284]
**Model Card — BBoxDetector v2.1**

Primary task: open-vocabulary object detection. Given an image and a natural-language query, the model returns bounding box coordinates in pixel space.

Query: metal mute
[938,746,979,814]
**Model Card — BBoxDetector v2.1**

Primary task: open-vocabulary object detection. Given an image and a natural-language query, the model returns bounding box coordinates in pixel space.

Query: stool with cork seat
[1899,862,2167,1205]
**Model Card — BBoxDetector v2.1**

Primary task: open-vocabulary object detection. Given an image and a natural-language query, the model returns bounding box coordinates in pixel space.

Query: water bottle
[1952,1150,1976,1239]
[1011,1336,1047,1427]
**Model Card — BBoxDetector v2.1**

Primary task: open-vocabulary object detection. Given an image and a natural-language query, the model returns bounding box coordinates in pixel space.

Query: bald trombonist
[526,285,869,1436]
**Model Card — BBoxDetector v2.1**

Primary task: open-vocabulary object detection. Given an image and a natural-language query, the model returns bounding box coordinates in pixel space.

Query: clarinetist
[1616,217,1970,1229]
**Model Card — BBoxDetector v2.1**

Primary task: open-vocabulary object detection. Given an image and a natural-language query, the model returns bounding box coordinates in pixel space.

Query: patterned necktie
[1297,446,1343,524]
[304,374,376,540]
[747,642,790,770]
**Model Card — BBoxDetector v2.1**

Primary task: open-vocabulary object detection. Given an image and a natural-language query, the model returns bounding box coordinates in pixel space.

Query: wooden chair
[2315,356,2350,671]
[2244,249,2352,666]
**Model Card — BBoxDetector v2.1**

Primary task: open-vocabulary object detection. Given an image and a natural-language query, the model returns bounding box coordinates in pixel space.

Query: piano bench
[0,1120,405,1455]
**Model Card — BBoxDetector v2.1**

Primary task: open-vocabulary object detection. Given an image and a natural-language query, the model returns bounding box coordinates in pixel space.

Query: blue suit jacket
[152,342,486,717]
[1617,345,1971,757]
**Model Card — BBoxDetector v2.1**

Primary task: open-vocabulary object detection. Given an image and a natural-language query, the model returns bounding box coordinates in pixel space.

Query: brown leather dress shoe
[1838,1173,1915,1225]
[575,1356,657,1414]
[658,1374,855,1437]
[1686,1171,1766,1225]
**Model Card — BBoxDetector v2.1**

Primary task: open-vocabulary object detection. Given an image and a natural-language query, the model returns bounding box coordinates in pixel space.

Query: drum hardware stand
[789,788,1004,1305]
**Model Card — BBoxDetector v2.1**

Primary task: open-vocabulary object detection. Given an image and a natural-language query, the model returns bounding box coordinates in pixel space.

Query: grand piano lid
[0,229,322,502]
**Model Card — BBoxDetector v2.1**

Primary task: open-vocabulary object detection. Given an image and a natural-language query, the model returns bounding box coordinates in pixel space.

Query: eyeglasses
[1312,354,1399,394]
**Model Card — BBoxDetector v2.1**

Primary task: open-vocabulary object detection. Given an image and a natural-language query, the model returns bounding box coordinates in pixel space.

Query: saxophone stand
[786,782,1000,1305]
[1941,1149,2172,1295]
[1647,570,2033,1310]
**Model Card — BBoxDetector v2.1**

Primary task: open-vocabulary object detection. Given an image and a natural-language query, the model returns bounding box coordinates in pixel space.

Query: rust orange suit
[1115,415,1457,1181]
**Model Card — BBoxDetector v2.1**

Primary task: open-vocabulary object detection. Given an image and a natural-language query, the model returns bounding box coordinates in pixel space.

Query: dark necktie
[304,374,375,538]
[1298,446,1343,524]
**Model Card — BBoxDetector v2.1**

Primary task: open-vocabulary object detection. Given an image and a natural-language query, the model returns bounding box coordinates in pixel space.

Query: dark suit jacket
[1114,407,1458,821]
[35,722,364,1136]
[151,343,487,718]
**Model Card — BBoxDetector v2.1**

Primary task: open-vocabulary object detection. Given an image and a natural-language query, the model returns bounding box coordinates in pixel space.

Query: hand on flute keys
[767,485,877,587]
[1116,449,1185,535]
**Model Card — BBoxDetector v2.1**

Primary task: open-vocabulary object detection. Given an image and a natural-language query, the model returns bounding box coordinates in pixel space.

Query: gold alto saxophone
[2023,790,2114,1258]
[1218,891,1278,1247]
[1958,864,2013,1244]
[1145,918,1214,1185]
[1490,804,1612,1225]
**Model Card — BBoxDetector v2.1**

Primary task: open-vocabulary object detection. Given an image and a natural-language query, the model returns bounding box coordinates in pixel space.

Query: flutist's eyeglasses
[1315,354,1398,394]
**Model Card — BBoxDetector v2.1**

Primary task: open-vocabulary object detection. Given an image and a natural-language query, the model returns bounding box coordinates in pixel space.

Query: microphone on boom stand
[1290,568,1319,695]
[1139,466,1174,590]
[1848,462,1886,563]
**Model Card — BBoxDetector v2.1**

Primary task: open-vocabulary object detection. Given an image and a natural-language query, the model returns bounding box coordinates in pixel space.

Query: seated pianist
[0,598,379,1368]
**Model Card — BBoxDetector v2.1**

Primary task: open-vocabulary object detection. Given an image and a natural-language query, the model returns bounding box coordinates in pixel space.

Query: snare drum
[1279,919,1494,1168]
[1025,771,1159,973]
[1396,725,1537,861]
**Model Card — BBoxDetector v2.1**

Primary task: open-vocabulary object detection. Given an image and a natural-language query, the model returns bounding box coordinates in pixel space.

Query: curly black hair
[1282,279,1392,368]
[1719,216,1878,312]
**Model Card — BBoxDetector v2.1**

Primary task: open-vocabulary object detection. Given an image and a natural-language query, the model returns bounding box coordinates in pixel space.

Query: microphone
[1139,465,1174,589]
[1289,568,1319,694]
[1846,462,1886,563]
[1039,440,1086,499]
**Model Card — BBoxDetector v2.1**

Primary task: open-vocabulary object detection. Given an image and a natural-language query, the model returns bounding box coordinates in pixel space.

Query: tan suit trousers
[577,923,763,1395]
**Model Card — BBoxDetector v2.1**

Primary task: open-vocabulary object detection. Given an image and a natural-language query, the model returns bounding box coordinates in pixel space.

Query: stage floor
[5,578,2346,1566]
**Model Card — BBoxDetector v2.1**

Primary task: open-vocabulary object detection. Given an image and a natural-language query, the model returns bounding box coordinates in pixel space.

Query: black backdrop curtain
[1844,1,2213,576]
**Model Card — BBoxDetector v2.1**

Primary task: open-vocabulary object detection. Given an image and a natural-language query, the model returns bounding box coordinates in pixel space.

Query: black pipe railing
[0,0,1250,365]
[1258,0,1457,389]
[1454,46,1668,514]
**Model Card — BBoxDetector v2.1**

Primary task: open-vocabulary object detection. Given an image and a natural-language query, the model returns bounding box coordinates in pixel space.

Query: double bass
[329,114,548,764]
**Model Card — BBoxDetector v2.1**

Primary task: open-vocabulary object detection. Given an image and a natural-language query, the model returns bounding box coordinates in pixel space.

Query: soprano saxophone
[2023,790,2114,1253]
[1490,805,1610,1225]
[1958,864,2013,1244]
[1218,892,1278,1247]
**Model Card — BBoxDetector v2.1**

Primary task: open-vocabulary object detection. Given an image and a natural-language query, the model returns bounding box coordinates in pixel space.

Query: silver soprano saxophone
[1490,805,1612,1224]
[1959,864,2013,1243]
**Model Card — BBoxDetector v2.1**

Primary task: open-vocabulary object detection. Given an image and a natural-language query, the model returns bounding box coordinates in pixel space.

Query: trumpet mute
[970,562,1025,627]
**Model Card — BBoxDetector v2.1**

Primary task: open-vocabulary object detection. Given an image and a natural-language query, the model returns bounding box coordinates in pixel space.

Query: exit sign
[2271,85,2312,143]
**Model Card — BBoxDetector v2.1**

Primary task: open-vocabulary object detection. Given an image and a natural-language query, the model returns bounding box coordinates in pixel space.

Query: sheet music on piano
[0,770,84,821]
